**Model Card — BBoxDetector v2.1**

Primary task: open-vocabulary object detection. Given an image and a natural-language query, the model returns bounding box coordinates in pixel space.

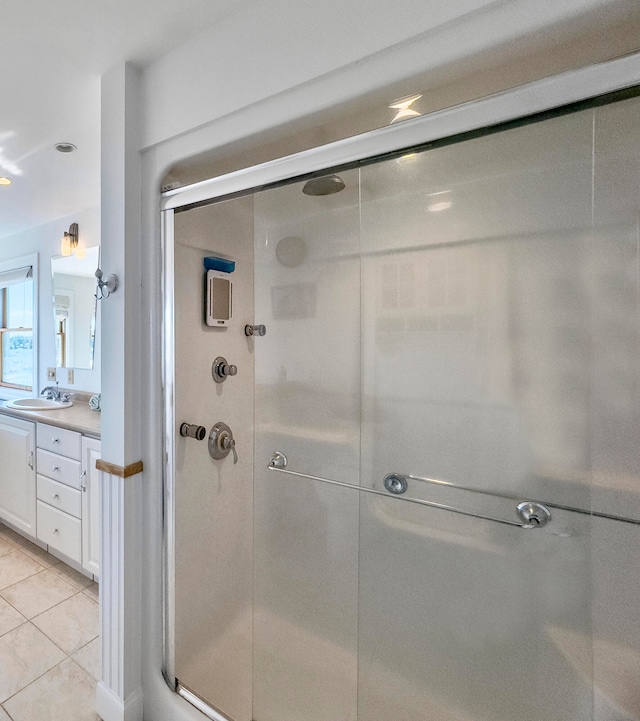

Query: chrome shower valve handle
[208,422,238,464]
[221,433,238,464]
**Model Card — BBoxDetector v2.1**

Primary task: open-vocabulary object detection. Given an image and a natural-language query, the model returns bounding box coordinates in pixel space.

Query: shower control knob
[212,356,238,383]
[209,422,238,464]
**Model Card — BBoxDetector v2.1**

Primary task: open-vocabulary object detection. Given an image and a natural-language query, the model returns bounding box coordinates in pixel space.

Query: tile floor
[0,524,100,721]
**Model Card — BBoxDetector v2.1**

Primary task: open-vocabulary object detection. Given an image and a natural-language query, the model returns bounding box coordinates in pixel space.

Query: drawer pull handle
[52,528,59,534]
[81,470,87,492]
[53,494,59,500]
[52,466,59,472]
[52,438,60,443]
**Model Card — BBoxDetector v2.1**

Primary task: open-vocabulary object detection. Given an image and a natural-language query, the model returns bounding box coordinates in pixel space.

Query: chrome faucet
[40,383,62,401]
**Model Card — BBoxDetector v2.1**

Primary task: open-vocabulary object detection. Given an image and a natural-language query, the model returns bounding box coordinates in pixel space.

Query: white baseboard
[96,682,144,721]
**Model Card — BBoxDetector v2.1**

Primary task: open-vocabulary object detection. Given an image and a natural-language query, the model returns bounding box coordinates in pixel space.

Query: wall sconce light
[61,223,79,257]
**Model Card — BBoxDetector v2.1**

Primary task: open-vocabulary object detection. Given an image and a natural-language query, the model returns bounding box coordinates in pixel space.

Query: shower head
[302,174,345,196]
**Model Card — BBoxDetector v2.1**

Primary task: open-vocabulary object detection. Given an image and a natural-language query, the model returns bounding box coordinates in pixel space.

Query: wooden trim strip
[96,459,144,478]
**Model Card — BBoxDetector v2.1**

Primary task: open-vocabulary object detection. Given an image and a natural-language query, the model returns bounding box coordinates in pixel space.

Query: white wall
[140,0,633,151]
[0,206,101,395]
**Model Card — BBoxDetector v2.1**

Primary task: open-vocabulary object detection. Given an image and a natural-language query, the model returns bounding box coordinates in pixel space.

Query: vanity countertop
[0,400,101,437]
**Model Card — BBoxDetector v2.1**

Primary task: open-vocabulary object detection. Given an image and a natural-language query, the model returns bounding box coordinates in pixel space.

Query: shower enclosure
[162,72,640,721]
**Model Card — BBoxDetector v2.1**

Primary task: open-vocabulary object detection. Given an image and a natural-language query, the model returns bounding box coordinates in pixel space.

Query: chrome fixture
[61,223,79,257]
[267,455,550,529]
[209,422,238,464]
[516,501,551,528]
[94,267,119,300]
[180,423,206,441]
[269,451,288,469]
[245,324,266,337]
[302,174,345,196]
[40,383,69,402]
[212,356,237,383]
[383,473,408,495]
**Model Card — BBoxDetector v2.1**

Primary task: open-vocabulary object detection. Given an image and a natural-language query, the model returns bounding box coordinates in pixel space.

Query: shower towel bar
[267,458,544,529]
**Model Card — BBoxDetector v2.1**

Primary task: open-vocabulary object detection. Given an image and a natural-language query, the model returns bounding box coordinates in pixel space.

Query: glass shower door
[358,111,595,720]
[252,106,595,721]
[253,169,362,721]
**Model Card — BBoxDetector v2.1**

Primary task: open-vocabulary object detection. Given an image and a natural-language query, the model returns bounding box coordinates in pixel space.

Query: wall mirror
[51,246,99,370]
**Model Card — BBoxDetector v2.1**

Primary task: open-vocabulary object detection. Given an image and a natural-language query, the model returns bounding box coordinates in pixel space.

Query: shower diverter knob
[212,356,238,383]
[208,422,238,464]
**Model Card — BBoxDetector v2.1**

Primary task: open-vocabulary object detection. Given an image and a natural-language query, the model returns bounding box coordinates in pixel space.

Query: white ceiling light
[54,142,77,153]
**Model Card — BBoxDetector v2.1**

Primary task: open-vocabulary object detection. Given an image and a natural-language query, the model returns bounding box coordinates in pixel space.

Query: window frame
[0,254,38,398]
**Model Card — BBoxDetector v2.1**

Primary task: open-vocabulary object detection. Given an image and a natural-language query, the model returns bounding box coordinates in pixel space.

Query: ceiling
[1,0,639,243]
[0,0,247,240]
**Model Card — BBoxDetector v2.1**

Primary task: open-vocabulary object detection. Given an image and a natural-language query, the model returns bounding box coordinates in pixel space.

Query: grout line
[0,619,28,641]
[0,572,81,620]
[30,598,100,658]
[0,653,71,707]
[1,700,17,721]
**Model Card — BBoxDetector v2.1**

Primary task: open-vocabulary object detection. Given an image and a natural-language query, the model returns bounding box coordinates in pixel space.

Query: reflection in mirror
[51,246,99,370]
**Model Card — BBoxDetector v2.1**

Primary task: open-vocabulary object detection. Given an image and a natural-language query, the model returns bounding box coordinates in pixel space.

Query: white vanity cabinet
[36,423,82,563]
[35,422,101,574]
[0,415,36,536]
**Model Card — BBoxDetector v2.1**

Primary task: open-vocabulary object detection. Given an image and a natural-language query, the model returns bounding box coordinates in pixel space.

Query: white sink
[6,398,74,410]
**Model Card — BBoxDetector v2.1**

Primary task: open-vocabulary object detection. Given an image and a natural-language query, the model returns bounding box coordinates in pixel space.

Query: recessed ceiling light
[0,177,12,186]
[54,142,77,153]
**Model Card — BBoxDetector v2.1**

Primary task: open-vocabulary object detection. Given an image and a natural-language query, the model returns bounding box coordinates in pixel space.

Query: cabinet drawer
[37,501,81,563]
[37,423,81,460]
[36,449,81,488]
[37,475,81,519]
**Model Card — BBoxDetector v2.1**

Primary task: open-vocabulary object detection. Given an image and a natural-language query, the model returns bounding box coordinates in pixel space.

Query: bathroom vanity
[0,401,101,577]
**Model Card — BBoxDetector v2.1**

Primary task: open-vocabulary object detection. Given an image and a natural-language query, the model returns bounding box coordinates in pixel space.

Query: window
[0,262,35,392]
